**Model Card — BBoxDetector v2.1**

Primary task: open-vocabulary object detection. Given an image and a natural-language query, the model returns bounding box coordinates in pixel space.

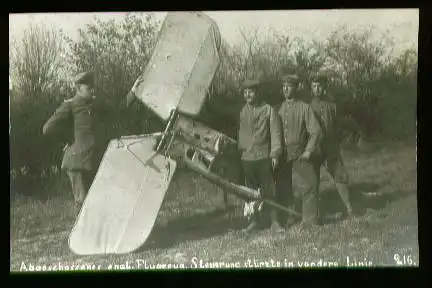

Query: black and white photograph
[9,9,418,272]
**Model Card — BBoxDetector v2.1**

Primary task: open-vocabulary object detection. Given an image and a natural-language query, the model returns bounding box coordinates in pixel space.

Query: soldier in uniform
[43,71,97,211]
[275,74,323,227]
[309,73,354,218]
[238,79,284,233]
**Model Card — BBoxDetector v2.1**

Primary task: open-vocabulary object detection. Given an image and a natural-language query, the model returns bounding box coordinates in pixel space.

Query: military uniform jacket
[238,102,282,161]
[43,95,96,171]
[310,98,340,157]
[278,99,322,161]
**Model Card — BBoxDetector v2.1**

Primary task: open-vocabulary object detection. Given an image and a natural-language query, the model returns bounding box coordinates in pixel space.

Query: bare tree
[9,22,65,187]
[10,22,63,100]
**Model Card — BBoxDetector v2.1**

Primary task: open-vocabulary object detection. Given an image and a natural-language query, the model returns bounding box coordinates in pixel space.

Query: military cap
[242,79,261,89]
[281,74,300,85]
[74,71,94,87]
[311,72,328,84]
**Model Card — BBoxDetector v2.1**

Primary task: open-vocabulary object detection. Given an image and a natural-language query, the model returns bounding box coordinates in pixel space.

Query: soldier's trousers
[242,158,275,224]
[322,152,349,184]
[275,157,321,225]
[321,152,352,213]
[67,170,92,205]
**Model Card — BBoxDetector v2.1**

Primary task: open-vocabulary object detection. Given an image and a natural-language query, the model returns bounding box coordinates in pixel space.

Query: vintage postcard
[9,9,418,272]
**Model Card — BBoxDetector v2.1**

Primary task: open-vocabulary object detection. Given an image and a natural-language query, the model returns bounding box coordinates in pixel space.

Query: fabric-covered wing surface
[132,12,222,121]
[68,135,176,255]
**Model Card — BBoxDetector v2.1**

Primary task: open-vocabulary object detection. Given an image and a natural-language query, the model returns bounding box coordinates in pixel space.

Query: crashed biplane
[69,12,298,256]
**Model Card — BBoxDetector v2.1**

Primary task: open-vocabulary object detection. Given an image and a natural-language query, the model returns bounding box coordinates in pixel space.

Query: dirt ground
[10,143,418,272]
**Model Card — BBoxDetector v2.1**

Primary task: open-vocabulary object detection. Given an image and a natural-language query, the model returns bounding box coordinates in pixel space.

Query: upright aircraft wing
[68,12,223,255]
[129,12,222,121]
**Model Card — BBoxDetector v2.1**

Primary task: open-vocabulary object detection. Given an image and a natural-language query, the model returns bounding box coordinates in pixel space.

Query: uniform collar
[74,94,94,104]
[246,101,265,109]
[311,97,320,104]
[283,98,298,105]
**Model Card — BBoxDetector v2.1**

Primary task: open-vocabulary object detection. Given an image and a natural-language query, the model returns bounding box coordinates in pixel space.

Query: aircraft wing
[69,134,176,255]
[130,12,222,121]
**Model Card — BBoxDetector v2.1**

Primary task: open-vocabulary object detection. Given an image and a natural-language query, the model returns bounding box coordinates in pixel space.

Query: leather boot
[293,196,303,222]
[245,219,260,232]
[270,210,284,233]
[74,202,82,216]
[335,182,353,217]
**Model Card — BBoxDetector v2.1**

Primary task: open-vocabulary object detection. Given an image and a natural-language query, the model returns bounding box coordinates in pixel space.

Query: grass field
[10,142,418,272]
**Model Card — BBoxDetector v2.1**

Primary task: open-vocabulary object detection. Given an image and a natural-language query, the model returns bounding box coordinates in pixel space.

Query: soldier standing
[238,79,284,233]
[43,71,97,212]
[275,74,323,227]
[310,73,354,217]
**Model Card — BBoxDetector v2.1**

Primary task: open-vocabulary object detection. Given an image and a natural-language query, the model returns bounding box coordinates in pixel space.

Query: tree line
[9,13,417,196]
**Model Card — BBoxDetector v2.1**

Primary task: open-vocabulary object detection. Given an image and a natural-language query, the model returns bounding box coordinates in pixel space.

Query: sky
[9,9,419,54]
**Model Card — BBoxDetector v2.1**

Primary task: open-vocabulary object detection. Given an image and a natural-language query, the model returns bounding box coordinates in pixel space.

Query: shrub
[9,22,69,193]
[9,14,417,197]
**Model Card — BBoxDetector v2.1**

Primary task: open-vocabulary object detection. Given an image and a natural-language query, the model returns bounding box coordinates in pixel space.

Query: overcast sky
[9,9,418,54]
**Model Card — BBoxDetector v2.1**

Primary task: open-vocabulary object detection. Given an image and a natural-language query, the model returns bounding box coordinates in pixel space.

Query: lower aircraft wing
[69,134,176,255]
